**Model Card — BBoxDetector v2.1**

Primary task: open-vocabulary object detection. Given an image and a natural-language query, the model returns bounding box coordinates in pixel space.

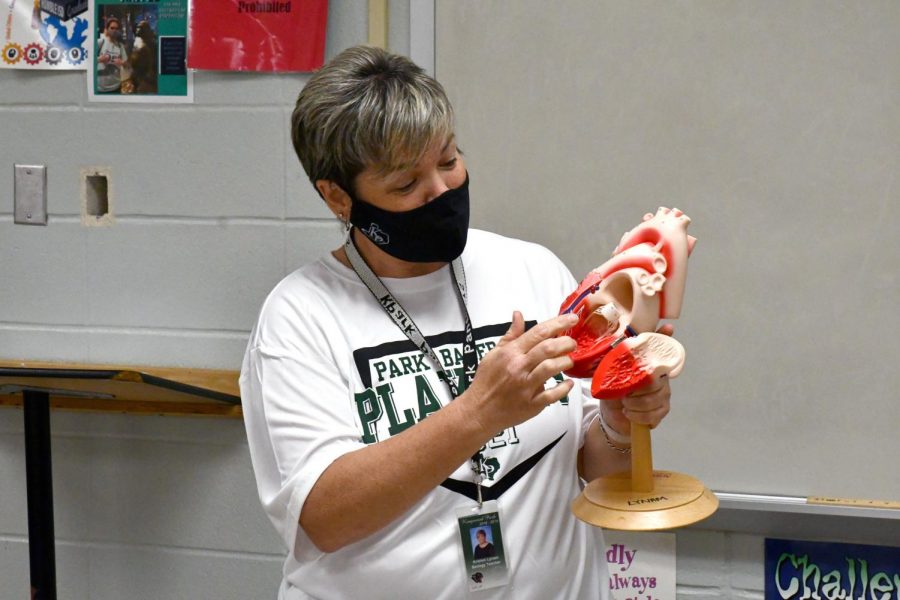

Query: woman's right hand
[462,311,578,435]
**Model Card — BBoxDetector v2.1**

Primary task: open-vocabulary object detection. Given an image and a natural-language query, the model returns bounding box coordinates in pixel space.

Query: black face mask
[348,173,470,263]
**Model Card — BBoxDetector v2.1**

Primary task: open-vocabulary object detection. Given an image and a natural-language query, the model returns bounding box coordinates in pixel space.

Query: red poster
[188,0,327,72]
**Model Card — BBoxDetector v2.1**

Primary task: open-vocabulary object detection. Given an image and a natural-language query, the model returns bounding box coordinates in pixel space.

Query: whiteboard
[436,1,900,500]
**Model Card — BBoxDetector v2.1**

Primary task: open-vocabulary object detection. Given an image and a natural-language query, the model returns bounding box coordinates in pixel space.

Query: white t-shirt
[240,229,609,600]
[96,34,128,92]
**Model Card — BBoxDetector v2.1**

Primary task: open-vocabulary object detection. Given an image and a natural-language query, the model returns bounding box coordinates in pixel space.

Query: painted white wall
[434,1,900,596]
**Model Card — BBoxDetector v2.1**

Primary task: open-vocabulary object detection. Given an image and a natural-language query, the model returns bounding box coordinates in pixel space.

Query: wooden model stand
[572,423,718,530]
[0,360,241,600]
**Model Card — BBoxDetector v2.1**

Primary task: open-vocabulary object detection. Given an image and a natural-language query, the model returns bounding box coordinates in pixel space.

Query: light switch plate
[14,164,48,225]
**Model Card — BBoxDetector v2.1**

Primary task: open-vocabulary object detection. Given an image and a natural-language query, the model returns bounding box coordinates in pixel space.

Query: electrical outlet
[14,164,48,226]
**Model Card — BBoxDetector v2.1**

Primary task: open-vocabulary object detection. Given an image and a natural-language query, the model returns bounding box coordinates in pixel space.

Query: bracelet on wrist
[597,412,631,454]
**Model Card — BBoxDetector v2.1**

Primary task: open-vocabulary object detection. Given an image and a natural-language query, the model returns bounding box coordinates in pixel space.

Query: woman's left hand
[600,323,674,435]
[602,375,671,436]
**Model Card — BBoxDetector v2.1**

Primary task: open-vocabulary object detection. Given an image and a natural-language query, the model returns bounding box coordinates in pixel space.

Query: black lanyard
[344,231,487,505]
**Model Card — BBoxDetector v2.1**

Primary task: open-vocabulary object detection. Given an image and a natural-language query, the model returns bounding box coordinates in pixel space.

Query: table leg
[23,390,57,600]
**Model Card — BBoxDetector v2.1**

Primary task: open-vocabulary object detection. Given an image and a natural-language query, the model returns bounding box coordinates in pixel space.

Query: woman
[95,16,129,94]
[240,45,671,599]
[473,529,496,560]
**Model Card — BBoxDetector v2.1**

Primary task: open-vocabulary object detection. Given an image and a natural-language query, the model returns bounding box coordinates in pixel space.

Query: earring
[339,212,351,233]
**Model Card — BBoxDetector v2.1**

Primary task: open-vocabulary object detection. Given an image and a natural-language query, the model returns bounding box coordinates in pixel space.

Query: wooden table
[0,361,241,600]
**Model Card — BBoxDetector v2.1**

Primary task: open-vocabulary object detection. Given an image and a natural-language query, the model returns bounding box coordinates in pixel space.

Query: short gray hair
[291,45,455,194]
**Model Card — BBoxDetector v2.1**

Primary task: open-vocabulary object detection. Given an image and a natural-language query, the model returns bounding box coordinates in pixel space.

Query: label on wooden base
[583,471,705,511]
[572,470,719,531]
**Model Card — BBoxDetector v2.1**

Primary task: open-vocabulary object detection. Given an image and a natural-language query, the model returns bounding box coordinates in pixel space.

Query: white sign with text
[604,531,676,600]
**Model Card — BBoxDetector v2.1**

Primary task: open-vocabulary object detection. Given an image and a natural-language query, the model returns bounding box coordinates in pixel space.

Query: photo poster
[765,538,900,600]
[2,0,90,69]
[88,0,192,102]
[604,531,676,600]
[187,0,327,72]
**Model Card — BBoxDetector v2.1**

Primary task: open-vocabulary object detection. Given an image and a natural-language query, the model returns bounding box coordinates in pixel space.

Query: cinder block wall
[0,0,408,368]
[0,2,411,598]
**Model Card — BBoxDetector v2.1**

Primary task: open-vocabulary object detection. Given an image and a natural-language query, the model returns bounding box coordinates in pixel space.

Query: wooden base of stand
[572,470,718,531]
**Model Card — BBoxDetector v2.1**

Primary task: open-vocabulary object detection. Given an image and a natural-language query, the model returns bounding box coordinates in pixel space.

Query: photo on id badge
[457,505,508,591]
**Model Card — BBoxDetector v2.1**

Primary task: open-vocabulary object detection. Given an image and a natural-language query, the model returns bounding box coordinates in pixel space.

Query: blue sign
[765,538,900,600]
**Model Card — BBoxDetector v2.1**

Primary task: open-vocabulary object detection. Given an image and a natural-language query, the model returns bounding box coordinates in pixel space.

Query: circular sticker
[2,43,23,65]
[66,46,86,66]
[24,43,44,66]
[45,44,64,65]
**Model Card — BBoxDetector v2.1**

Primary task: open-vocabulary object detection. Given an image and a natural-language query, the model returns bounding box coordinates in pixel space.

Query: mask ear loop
[339,212,352,236]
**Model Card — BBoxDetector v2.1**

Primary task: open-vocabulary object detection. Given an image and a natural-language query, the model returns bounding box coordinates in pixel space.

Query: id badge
[455,500,510,591]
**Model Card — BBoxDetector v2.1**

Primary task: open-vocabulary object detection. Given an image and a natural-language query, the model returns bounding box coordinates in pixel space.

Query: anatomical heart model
[561,207,718,530]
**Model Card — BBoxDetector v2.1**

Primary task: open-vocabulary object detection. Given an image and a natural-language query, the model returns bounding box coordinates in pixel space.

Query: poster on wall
[2,0,90,69]
[765,538,900,600]
[605,531,676,600]
[187,0,327,72]
[87,0,192,102]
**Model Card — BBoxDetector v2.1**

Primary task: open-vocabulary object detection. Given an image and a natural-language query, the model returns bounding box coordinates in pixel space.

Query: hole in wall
[81,167,114,226]
[85,175,109,217]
